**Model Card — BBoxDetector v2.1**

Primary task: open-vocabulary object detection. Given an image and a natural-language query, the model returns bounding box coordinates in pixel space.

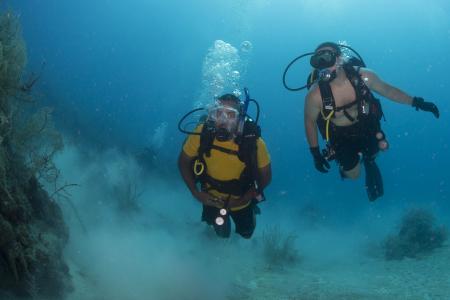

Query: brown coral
[384,208,448,260]
[0,10,71,299]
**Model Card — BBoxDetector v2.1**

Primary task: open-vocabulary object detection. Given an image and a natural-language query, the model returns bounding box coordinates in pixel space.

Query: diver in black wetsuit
[300,42,439,201]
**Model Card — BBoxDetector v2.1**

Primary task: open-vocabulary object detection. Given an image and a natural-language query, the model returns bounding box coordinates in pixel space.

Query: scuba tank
[238,88,264,203]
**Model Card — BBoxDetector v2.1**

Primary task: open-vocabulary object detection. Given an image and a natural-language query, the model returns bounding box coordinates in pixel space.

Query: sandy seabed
[66,242,450,300]
[230,247,450,300]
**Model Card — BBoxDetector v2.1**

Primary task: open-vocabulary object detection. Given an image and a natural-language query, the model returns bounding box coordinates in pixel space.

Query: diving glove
[310,146,330,173]
[412,97,439,119]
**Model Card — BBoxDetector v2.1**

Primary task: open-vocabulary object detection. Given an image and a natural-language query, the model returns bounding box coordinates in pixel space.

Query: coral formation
[384,208,447,260]
[0,11,71,299]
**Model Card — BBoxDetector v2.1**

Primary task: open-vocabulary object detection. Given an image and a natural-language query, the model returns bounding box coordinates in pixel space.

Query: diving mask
[207,103,240,141]
[310,49,337,69]
[207,104,240,123]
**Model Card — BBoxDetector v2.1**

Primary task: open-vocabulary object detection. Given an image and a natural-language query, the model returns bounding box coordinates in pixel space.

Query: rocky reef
[384,208,447,260]
[0,11,71,299]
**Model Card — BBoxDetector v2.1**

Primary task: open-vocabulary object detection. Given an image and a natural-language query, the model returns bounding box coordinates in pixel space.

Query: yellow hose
[321,110,335,142]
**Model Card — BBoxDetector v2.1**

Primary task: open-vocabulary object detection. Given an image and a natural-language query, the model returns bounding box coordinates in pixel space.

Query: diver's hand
[412,97,440,118]
[230,188,257,208]
[310,146,330,173]
[193,191,224,208]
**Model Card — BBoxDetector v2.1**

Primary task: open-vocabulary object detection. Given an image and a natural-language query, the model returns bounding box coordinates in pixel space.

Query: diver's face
[312,47,341,71]
[208,100,240,133]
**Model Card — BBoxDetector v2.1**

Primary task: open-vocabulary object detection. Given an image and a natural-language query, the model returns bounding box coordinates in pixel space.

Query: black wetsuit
[316,64,385,201]
[329,112,381,171]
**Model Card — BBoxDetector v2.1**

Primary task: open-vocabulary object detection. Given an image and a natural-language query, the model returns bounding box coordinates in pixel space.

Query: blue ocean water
[3,0,450,299]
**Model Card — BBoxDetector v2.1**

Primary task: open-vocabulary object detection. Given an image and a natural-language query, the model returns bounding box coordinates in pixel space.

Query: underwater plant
[384,208,448,260]
[113,178,143,216]
[135,121,170,173]
[261,225,300,269]
[11,107,63,182]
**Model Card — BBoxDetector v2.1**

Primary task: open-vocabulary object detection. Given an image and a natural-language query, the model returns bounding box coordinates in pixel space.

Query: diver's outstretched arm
[359,68,413,105]
[359,68,439,118]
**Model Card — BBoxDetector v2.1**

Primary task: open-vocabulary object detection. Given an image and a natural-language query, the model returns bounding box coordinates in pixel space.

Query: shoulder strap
[198,122,215,158]
[237,120,260,163]
[236,120,261,190]
[318,80,336,116]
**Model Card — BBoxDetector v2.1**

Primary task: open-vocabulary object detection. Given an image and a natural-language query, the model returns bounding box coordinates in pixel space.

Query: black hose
[340,45,366,67]
[282,45,367,92]
[249,99,260,124]
[178,97,261,135]
[282,52,315,91]
[177,107,205,135]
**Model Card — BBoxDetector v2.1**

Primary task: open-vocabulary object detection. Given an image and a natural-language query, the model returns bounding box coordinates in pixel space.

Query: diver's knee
[239,231,254,239]
[342,164,361,179]
[344,172,359,180]
[237,226,255,239]
[215,231,230,238]
[214,225,231,238]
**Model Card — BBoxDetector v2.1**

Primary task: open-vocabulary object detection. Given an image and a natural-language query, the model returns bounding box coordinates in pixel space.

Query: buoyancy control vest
[310,60,385,142]
[194,119,261,197]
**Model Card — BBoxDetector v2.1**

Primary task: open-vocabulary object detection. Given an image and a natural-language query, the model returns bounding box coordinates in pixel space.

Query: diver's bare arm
[177,151,198,195]
[360,68,413,105]
[304,92,321,148]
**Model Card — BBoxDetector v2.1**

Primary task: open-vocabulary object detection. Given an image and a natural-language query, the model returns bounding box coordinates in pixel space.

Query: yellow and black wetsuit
[182,124,270,212]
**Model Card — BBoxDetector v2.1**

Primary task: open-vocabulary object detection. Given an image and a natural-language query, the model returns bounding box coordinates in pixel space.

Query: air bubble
[240,40,253,53]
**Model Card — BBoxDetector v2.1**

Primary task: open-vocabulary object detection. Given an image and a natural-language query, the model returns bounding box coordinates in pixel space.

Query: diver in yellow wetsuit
[178,93,272,238]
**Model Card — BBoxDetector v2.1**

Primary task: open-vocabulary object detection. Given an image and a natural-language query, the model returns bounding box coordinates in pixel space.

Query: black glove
[412,97,439,119]
[310,146,330,173]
